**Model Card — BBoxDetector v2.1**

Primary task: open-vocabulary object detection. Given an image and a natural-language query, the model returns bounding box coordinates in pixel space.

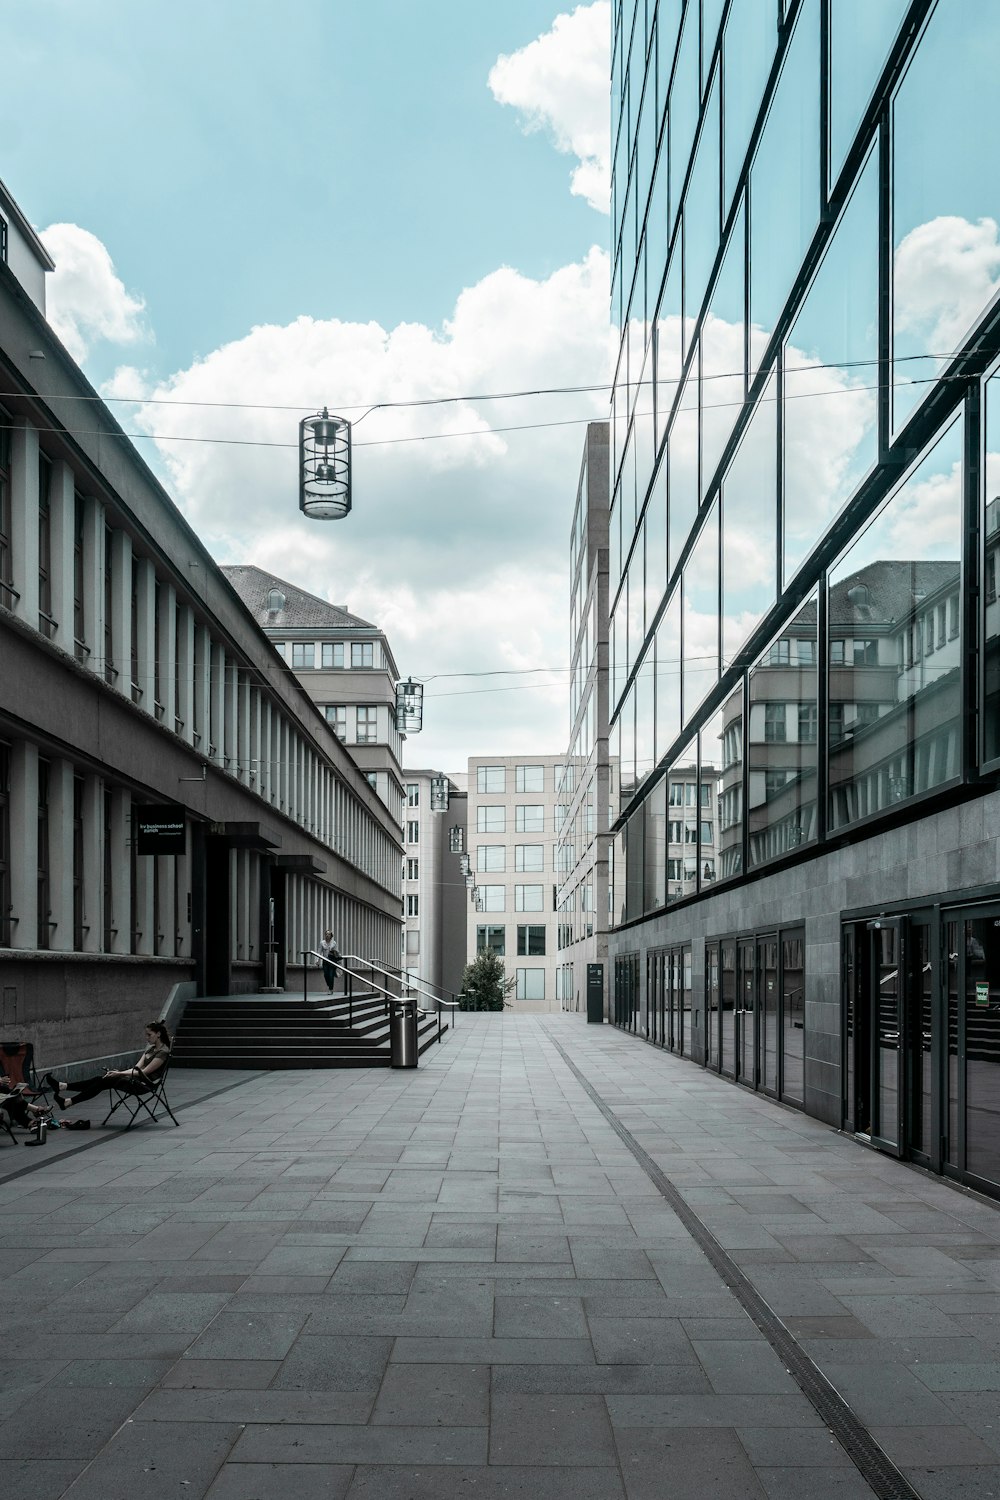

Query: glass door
[759,935,779,1096]
[868,918,905,1157]
[721,940,737,1077]
[737,939,756,1087]
[962,911,1000,1192]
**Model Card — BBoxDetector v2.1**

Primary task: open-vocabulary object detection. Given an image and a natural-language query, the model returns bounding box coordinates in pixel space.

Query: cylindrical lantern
[300,407,351,519]
[449,825,465,854]
[459,853,471,876]
[430,773,449,810]
[396,677,424,733]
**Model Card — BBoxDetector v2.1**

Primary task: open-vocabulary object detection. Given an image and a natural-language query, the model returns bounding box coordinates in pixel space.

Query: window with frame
[515,845,544,871]
[516,968,545,1001]
[477,924,505,953]
[477,805,505,833]
[515,765,545,792]
[478,885,505,911]
[764,703,787,742]
[324,705,347,740]
[515,884,544,911]
[291,642,315,668]
[351,641,374,667]
[406,894,419,917]
[406,821,419,843]
[407,783,420,807]
[477,765,506,793]
[356,706,378,743]
[406,858,419,880]
[477,844,505,872]
[517,924,546,956]
[272,640,286,659]
[321,642,344,668]
[516,804,544,832]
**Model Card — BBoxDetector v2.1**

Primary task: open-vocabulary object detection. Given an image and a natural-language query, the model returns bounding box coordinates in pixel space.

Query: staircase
[171,989,447,1069]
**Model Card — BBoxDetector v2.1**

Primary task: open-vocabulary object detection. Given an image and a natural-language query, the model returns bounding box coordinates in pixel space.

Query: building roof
[829,559,958,627]
[0,177,56,271]
[222,565,375,631]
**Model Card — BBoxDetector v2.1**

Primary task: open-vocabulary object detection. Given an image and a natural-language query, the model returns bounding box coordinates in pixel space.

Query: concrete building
[607,0,1000,1200]
[556,422,613,1014]
[467,754,563,1013]
[402,770,468,1000]
[223,566,407,831]
[0,175,402,1070]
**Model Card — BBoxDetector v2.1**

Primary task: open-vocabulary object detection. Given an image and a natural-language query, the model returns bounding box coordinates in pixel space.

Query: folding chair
[0,1042,45,1100]
[101,1062,180,1130]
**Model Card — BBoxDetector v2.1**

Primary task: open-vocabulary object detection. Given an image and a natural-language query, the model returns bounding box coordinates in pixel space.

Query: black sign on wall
[135,805,187,855]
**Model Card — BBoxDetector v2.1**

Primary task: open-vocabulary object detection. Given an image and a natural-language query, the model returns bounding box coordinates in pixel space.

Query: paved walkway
[2,1016,1000,1499]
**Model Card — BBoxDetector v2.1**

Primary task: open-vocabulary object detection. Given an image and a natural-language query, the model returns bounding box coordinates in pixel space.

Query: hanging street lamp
[299,408,351,519]
[396,677,424,733]
[430,773,449,810]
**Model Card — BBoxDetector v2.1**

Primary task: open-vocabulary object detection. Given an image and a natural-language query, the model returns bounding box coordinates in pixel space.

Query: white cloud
[489,1,611,214]
[894,214,1000,355]
[41,223,147,362]
[124,248,613,768]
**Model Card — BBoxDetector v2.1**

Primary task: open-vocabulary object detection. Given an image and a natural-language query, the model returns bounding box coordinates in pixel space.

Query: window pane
[645,463,667,625]
[515,845,544,871]
[666,743,698,903]
[682,499,719,723]
[477,806,505,832]
[517,924,546,957]
[785,145,879,585]
[516,805,545,832]
[701,200,746,497]
[516,967,546,1001]
[683,69,721,330]
[477,765,505,793]
[749,0,821,373]
[479,885,505,911]
[722,0,777,212]
[515,884,544,912]
[655,587,681,762]
[477,924,505,954]
[829,0,908,186]
[722,373,776,669]
[669,3,700,232]
[717,685,744,881]
[828,418,963,832]
[477,845,505,872]
[782,929,806,1106]
[698,709,723,891]
[515,765,545,792]
[748,594,818,867]
[669,367,699,566]
[635,641,656,786]
[655,250,683,447]
[643,776,667,911]
[892,2,1000,430]
[983,370,1000,762]
[964,916,1000,1189]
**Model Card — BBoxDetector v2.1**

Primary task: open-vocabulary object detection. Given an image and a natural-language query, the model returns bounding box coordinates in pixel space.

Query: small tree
[459,948,515,1011]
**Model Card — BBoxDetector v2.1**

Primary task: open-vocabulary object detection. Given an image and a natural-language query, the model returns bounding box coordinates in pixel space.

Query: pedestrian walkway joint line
[547,1034,921,1500]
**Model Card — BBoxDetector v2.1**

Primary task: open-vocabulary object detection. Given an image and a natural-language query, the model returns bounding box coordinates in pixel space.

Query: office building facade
[467,755,564,1013]
[0,176,402,1070]
[608,0,1000,1198]
[402,771,468,999]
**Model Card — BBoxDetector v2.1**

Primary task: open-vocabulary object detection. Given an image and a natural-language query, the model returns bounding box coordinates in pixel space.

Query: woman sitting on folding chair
[45,1022,171,1111]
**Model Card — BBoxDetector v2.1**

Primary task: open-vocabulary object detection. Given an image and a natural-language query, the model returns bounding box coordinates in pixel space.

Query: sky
[1,0,612,773]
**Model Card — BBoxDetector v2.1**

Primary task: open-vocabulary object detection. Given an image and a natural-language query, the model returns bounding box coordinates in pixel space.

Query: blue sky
[2,1,613,769]
[2,0,600,385]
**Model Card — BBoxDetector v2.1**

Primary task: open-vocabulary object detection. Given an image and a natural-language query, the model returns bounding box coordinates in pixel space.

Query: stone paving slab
[2,1017,1000,1497]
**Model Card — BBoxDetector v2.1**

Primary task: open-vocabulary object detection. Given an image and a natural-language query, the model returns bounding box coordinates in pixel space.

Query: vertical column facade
[47,758,75,952]
[9,421,39,627]
[108,529,132,695]
[107,787,130,954]
[80,773,104,954]
[158,580,177,727]
[175,603,195,742]
[80,496,105,674]
[48,461,75,652]
[133,555,156,713]
[9,741,38,950]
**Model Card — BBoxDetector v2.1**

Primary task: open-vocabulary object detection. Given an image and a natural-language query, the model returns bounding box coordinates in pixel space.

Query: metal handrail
[300,949,421,1034]
[378,958,463,1017]
[335,953,445,1043]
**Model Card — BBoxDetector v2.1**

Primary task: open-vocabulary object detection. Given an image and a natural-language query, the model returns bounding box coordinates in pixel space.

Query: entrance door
[868,917,906,1156]
[759,935,779,1096]
[737,939,756,1087]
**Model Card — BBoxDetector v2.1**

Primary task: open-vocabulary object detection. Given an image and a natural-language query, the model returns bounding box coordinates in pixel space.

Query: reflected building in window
[606,0,1000,1202]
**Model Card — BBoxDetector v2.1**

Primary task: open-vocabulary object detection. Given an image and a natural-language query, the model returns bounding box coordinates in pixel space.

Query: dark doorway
[204,838,232,997]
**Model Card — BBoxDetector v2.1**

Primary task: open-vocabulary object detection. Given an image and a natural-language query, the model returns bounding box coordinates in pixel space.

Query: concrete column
[224,656,238,774]
[9,741,38,950]
[210,640,225,765]
[81,496,104,675]
[157,580,177,729]
[175,603,195,742]
[194,623,211,753]
[48,461,75,653]
[108,528,132,696]
[156,856,175,956]
[248,854,260,963]
[250,686,261,793]
[174,843,191,958]
[107,787,130,954]
[9,420,39,626]
[47,758,75,952]
[238,671,251,785]
[133,555,156,714]
[80,773,104,953]
[133,828,154,955]
[233,848,244,958]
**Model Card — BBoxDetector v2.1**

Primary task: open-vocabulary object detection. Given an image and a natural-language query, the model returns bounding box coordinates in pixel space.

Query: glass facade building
[608,0,1000,1200]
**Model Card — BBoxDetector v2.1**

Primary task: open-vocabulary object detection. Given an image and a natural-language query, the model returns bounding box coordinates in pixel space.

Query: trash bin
[389,998,418,1068]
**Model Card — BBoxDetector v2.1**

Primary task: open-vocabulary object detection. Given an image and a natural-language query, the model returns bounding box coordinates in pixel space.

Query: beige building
[402,769,468,1000]
[466,755,564,1013]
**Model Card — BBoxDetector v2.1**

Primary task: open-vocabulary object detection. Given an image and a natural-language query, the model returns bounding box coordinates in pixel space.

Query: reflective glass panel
[702,0,726,88]
[657,0,683,117]
[781,929,805,1105]
[893,2,1000,431]
[666,739,698,903]
[984,369,1000,762]
[701,199,746,497]
[669,366,699,566]
[625,805,645,921]
[698,707,723,891]
[722,372,776,669]
[749,0,820,375]
[784,144,879,585]
[722,0,777,213]
[684,68,721,330]
[655,249,683,448]
[655,586,682,763]
[747,594,818,867]
[647,117,669,272]
[829,0,908,186]
[717,683,743,879]
[635,640,656,786]
[635,345,656,509]
[683,499,720,722]
[669,3,700,232]
[645,464,668,625]
[964,915,1000,1190]
[643,775,667,911]
[828,418,963,832]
